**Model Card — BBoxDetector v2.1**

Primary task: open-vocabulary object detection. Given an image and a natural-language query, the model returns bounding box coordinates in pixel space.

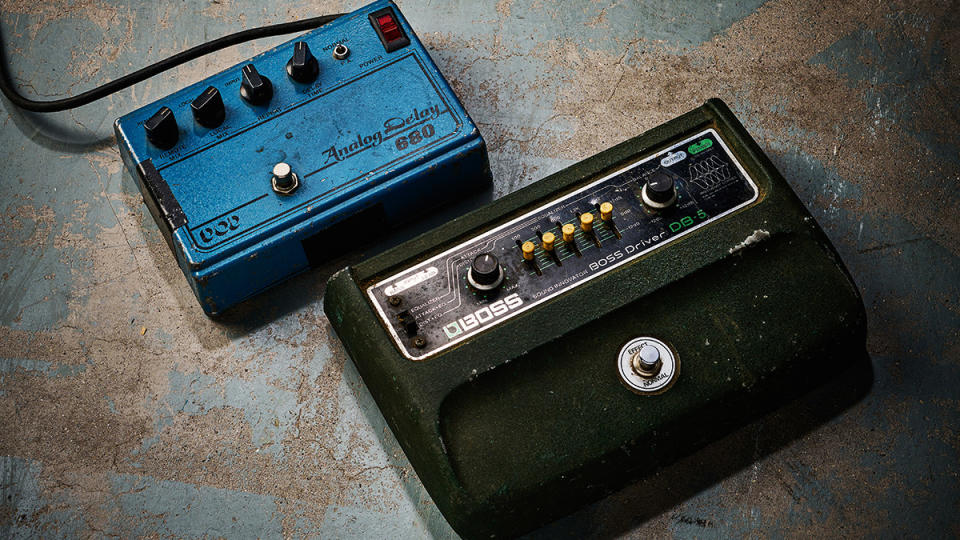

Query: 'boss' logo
[442,293,523,340]
[199,215,240,243]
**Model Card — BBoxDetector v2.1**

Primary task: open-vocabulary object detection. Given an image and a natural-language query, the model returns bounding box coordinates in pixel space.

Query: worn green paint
[324,100,868,537]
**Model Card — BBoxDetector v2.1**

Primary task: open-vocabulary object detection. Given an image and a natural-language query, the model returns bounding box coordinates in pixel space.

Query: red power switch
[369,8,410,52]
[377,14,402,41]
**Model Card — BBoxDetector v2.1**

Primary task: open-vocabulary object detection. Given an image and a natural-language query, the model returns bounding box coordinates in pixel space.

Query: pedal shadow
[208,184,496,334]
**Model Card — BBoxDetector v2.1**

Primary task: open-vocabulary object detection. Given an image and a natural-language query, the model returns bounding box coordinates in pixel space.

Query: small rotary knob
[642,171,677,208]
[144,106,179,149]
[286,41,319,83]
[190,86,225,128]
[467,253,504,290]
[240,64,273,105]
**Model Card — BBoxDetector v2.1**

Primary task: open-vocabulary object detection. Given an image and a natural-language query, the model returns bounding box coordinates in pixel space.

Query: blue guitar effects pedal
[114,1,491,314]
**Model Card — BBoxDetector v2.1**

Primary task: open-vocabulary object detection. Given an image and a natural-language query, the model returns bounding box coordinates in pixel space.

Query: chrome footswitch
[617,337,679,394]
[271,162,300,195]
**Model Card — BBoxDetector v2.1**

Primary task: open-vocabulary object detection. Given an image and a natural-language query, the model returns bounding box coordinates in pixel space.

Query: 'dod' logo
[199,215,240,243]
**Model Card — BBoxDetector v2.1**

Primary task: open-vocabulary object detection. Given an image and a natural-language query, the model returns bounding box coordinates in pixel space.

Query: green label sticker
[688,139,713,154]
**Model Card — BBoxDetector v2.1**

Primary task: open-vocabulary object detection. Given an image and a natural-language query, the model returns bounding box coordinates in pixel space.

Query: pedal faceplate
[368,129,759,359]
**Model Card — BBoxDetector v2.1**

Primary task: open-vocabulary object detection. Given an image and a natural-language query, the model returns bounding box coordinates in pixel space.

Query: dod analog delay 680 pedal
[114,1,490,314]
[325,99,866,537]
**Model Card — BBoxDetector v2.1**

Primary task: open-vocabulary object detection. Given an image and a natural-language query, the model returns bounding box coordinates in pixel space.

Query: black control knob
[240,64,273,105]
[190,86,225,128]
[286,41,319,83]
[643,171,677,207]
[468,253,504,290]
[144,106,178,149]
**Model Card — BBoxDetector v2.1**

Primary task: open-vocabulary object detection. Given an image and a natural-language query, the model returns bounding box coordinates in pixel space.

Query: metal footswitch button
[617,337,679,394]
[271,162,299,195]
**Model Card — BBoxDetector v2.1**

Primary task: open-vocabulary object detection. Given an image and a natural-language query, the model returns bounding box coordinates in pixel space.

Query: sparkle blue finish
[113,0,490,315]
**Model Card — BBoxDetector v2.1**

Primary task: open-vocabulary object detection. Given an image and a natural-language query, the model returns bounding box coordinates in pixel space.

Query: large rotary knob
[240,64,273,105]
[191,86,225,128]
[144,106,179,149]
[286,41,319,83]
[642,171,677,208]
[467,253,504,291]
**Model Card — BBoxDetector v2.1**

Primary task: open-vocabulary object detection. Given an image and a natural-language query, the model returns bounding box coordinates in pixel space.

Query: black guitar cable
[0,13,342,113]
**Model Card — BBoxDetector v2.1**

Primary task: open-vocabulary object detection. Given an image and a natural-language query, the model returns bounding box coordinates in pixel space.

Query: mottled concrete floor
[1,0,958,538]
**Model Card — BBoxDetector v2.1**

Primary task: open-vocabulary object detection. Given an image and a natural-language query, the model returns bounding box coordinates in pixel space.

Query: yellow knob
[562,223,576,242]
[580,212,594,232]
[541,232,555,251]
[521,241,536,261]
[600,202,613,221]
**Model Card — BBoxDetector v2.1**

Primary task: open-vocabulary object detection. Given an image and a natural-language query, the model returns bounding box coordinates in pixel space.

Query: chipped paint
[728,229,771,254]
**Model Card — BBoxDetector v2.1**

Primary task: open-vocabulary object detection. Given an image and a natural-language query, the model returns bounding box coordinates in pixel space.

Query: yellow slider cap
[600,202,613,221]
[521,241,536,261]
[580,212,594,232]
[562,223,576,242]
[541,232,555,251]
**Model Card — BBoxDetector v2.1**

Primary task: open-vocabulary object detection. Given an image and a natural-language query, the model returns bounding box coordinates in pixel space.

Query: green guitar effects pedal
[324,99,867,537]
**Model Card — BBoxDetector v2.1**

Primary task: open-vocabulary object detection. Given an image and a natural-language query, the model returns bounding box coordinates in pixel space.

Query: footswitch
[114,0,491,314]
[324,99,866,537]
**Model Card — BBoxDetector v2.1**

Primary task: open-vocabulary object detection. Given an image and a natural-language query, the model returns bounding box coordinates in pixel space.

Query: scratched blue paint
[140,331,336,460]
[808,18,955,181]
[320,503,445,538]
[769,150,960,538]
[0,357,87,378]
[402,0,768,53]
[766,150,864,221]
[0,0,340,330]
[108,473,284,538]
[147,369,302,457]
[0,457,84,539]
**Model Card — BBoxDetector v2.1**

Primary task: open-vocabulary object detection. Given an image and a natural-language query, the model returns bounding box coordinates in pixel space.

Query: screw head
[414,337,427,349]
[388,296,401,307]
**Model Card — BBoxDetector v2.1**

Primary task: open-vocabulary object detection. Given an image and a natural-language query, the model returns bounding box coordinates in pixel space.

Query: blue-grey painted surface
[1,0,958,537]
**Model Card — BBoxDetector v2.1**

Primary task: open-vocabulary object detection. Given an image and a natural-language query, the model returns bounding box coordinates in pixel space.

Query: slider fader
[325,99,867,537]
[114,1,490,314]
